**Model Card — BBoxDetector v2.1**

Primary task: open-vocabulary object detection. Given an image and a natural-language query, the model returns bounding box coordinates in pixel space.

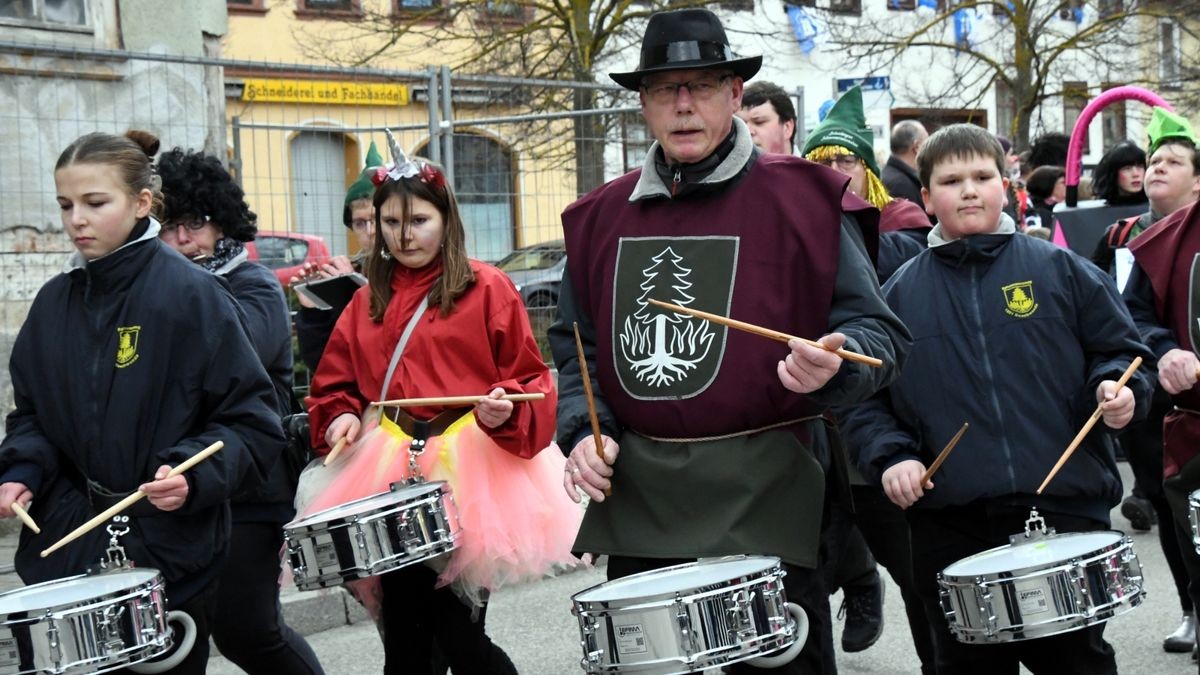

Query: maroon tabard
[562,154,847,440]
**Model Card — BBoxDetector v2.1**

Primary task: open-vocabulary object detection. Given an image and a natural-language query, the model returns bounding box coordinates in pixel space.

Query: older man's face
[640,69,743,166]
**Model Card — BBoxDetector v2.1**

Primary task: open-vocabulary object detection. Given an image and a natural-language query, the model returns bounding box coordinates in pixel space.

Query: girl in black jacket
[0,131,284,674]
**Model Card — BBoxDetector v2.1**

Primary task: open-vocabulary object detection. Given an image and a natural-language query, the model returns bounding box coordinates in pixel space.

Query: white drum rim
[941,531,1127,581]
[285,481,449,530]
[572,555,781,606]
[0,569,164,617]
[1189,488,1200,507]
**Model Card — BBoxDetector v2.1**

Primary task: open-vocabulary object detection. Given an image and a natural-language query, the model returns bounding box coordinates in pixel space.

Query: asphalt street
[205,463,1199,674]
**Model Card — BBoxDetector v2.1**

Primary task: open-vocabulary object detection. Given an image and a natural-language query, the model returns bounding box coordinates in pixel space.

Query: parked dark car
[497,239,565,309]
[246,231,331,286]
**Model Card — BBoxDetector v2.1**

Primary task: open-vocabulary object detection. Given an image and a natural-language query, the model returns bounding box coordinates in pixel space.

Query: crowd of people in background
[1,7,1200,674]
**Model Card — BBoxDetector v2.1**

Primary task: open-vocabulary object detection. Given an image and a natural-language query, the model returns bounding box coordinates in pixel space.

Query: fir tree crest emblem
[1002,281,1038,318]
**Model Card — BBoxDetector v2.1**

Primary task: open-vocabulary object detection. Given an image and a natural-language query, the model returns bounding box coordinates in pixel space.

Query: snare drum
[938,529,1144,643]
[571,556,808,674]
[0,568,182,674]
[284,480,460,590]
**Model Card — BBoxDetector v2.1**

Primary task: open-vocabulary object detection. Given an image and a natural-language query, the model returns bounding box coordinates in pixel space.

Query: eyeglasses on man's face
[813,155,861,171]
[161,216,212,233]
[641,74,732,104]
[350,219,373,231]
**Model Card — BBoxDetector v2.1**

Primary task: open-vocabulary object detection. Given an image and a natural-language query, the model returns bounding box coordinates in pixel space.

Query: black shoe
[1121,495,1155,531]
[839,575,884,652]
[1166,614,1197,653]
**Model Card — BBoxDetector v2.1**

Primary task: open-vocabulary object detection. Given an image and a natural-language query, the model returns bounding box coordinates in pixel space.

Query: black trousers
[1163,454,1200,675]
[1123,390,1193,613]
[907,504,1117,675]
[823,485,936,674]
[210,522,325,674]
[380,563,516,675]
[112,583,218,675]
[607,556,836,674]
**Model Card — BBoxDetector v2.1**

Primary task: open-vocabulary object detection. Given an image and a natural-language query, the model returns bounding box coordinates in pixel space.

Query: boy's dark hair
[1026,165,1065,203]
[156,148,258,242]
[367,162,475,322]
[917,124,1006,189]
[741,81,796,145]
[1150,138,1200,175]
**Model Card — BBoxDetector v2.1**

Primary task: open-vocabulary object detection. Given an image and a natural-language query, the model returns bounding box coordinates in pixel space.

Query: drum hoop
[0,570,163,621]
[285,482,450,532]
[941,531,1129,583]
[572,556,782,609]
[1189,488,1200,507]
[285,492,451,536]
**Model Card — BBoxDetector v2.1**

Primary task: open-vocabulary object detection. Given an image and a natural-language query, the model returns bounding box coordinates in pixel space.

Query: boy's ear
[1002,176,1011,209]
[921,187,933,216]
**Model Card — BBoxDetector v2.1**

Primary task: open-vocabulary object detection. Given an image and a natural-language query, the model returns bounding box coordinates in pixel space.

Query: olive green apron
[573,427,825,568]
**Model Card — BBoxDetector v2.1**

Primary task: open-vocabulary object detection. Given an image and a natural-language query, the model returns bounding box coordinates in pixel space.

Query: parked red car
[246,231,331,286]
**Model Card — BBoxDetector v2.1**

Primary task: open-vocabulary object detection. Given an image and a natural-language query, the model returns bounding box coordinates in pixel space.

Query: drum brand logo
[1002,281,1038,318]
[615,624,648,654]
[115,326,141,368]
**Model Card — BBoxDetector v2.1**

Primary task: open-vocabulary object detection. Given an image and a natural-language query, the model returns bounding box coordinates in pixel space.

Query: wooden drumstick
[11,502,39,534]
[371,393,545,407]
[574,322,611,497]
[41,441,224,558]
[921,422,969,486]
[1036,357,1142,495]
[323,436,348,466]
[646,299,883,368]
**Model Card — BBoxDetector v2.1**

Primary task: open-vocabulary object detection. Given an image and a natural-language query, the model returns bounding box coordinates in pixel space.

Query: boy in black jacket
[843,124,1152,674]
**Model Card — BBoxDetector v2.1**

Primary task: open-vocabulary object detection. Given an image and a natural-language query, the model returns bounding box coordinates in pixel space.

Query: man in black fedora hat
[551,8,910,673]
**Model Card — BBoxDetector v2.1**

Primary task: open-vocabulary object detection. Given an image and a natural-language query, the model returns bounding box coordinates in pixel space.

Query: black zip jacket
[1,226,284,603]
[222,257,297,523]
[845,231,1151,524]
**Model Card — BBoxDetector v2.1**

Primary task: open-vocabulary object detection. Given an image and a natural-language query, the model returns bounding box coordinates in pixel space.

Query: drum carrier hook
[393,407,429,485]
[1010,508,1057,545]
[91,515,133,573]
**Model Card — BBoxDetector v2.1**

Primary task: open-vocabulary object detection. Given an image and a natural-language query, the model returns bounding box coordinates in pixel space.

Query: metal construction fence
[0,41,649,414]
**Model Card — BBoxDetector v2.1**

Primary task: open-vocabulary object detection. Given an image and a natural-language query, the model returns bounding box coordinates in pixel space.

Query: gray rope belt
[637,415,823,443]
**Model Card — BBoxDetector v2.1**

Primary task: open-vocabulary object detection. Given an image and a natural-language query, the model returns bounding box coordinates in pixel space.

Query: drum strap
[1175,406,1200,416]
[379,293,431,401]
[638,415,822,443]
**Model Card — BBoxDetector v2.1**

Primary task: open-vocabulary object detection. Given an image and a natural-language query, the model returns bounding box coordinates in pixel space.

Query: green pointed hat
[800,86,880,176]
[342,141,384,227]
[1147,107,1198,155]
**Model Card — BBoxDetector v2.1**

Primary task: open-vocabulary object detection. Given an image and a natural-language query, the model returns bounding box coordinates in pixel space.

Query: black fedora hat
[610,8,762,91]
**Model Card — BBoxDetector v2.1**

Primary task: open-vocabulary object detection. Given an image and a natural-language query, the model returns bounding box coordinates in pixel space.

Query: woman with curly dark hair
[157,149,325,675]
[1092,140,1148,207]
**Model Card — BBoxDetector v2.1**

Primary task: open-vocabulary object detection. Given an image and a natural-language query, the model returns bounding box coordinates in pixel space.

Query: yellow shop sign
[241,79,409,106]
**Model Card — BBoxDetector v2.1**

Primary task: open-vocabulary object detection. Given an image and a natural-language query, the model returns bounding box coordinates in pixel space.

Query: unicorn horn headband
[370,129,445,190]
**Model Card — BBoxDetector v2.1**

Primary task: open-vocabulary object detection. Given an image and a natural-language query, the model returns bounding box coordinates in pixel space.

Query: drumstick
[371,393,545,407]
[11,502,39,534]
[574,322,611,497]
[1036,357,1142,495]
[323,436,348,467]
[921,422,969,486]
[646,299,883,368]
[41,441,224,558]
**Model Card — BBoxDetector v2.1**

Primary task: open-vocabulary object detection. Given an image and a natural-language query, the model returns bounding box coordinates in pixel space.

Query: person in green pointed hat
[801,86,887,205]
[1143,107,1200,222]
[344,140,384,255]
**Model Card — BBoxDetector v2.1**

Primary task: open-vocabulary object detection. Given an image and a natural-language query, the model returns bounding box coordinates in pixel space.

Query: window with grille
[0,0,88,27]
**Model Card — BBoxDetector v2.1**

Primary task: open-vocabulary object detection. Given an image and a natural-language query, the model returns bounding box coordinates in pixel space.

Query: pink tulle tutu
[298,410,582,604]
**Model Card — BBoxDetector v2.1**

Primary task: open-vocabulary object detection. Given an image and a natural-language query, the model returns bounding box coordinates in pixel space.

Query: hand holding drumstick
[0,482,37,531]
[881,423,969,510]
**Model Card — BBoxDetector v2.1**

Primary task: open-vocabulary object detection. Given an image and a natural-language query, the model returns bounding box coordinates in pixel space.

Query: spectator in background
[1025,165,1066,230]
[1092,141,1148,207]
[1027,131,1070,171]
[737,81,796,155]
[882,119,929,214]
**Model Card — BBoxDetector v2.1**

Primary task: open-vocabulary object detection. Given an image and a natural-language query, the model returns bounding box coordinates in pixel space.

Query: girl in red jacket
[304,147,578,674]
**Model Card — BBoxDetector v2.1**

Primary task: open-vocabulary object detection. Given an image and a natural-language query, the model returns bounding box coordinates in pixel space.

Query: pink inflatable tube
[1065,86,1172,206]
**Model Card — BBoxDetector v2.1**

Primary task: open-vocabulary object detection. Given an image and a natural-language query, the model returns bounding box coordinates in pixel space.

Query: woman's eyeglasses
[162,216,211,232]
[812,155,861,171]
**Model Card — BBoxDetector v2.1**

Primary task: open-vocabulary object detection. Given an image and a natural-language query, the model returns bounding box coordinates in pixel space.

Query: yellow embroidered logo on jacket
[1002,281,1038,318]
[116,326,141,368]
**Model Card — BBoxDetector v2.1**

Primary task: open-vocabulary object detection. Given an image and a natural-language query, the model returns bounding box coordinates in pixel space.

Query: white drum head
[944,532,1122,577]
[0,569,160,614]
[575,556,776,604]
[290,482,443,528]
